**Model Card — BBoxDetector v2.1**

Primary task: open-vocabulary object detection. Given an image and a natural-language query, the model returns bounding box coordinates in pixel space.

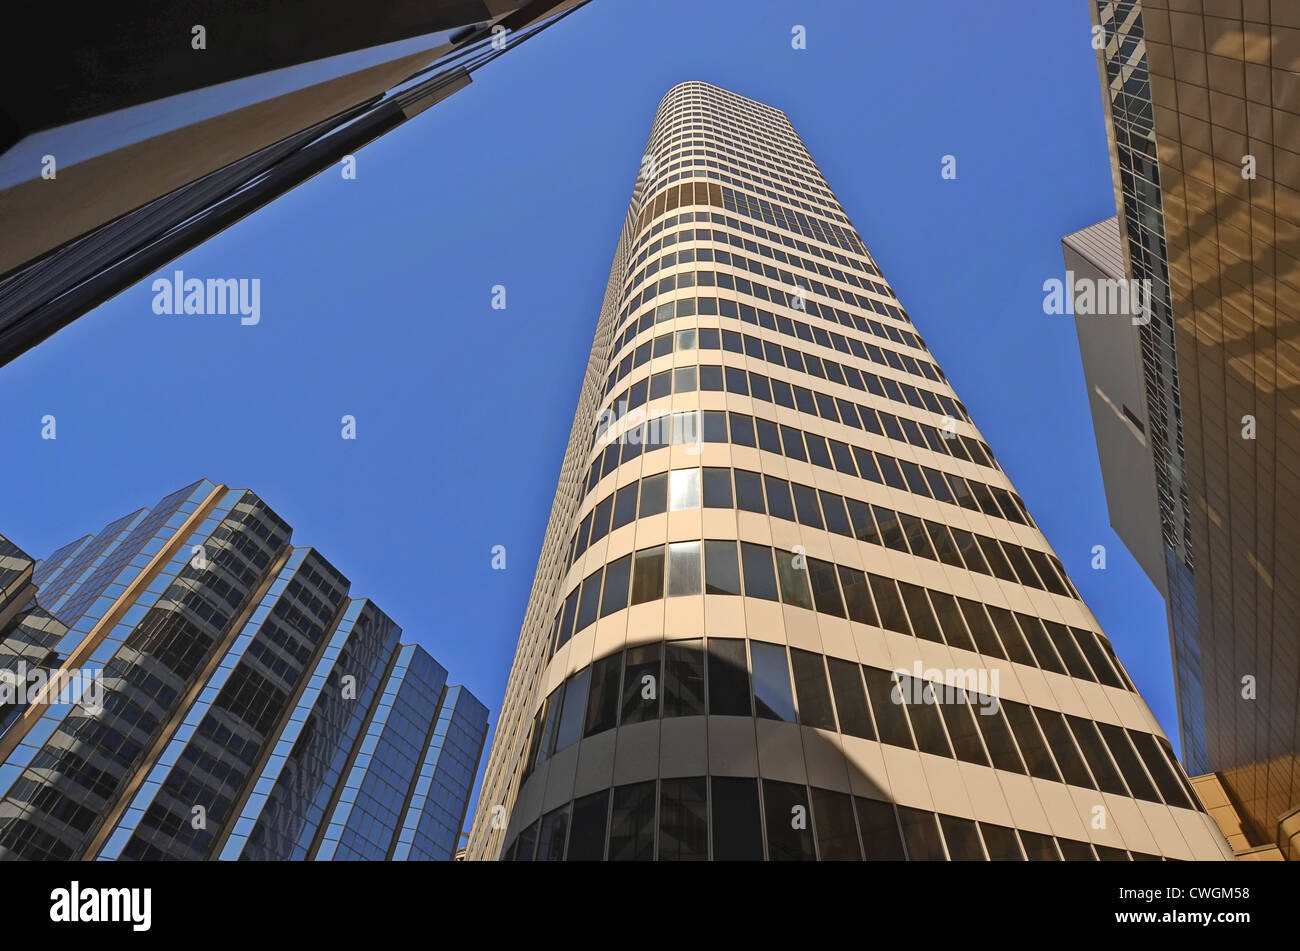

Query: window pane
[608,781,657,861]
[811,787,861,860]
[1098,722,1160,802]
[1035,708,1095,787]
[740,543,779,601]
[837,566,878,626]
[897,806,947,860]
[704,539,741,595]
[711,777,763,860]
[707,638,751,716]
[599,554,631,617]
[639,472,667,516]
[514,820,539,862]
[702,467,732,508]
[1003,700,1061,782]
[791,648,836,730]
[976,703,1027,773]
[658,777,708,861]
[575,568,602,632]
[565,790,609,861]
[937,689,990,766]
[669,468,700,511]
[584,653,621,737]
[536,686,564,767]
[630,545,665,604]
[536,806,570,861]
[734,469,765,512]
[667,540,702,596]
[863,666,913,748]
[869,575,909,634]
[554,667,591,753]
[939,815,985,860]
[763,475,795,520]
[827,658,874,739]
[897,677,953,757]
[855,796,905,860]
[612,483,639,530]
[775,551,813,609]
[764,781,815,860]
[621,643,662,725]
[664,639,706,717]
[751,641,796,722]
[979,823,1024,861]
[807,558,845,617]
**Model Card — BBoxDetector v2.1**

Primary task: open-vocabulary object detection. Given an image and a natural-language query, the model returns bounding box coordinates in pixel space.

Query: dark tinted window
[711,777,763,860]
[664,639,706,718]
[658,777,708,861]
[608,782,656,861]
[584,653,621,737]
[707,639,751,716]
[764,781,815,860]
[565,790,609,861]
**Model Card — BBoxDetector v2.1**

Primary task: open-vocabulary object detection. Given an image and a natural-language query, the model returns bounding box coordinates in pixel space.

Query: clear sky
[0,0,1177,822]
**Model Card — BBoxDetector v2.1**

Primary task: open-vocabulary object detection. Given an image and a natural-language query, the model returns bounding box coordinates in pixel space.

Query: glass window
[556,589,579,650]
[701,467,732,508]
[811,787,861,860]
[608,781,657,861]
[703,539,741,595]
[791,484,823,528]
[575,568,602,632]
[975,703,1027,774]
[701,409,727,440]
[707,638,751,716]
[827,658,874,739]
[863,667,913,748]
[959,599,1006,659]
[584,652,621,737]
[740,543,778,601]
[1097,723,1160,802]
[939,815,985,860]
[789,648,836,730]
[734,469,765,513]
[621,643,662,725]
[764,781,815,861]
[536,685,564,767]
[869,575,909,634]
[1015,613,1066,674]
[898,677,953,758]
[536,806,570,861]
[612,483,638,530]
[667,541,701,596]
[711,777,763,860]
[599,554,631,618]
[514,820,539,862]
[669,469,700,511]
[1034,708,1094,787]
[664,639,706,717]
[1018,831,1061,861]
[566,790,609,861]
[807,559,845,617]
[897,806,947,860]
[639,472,667,517]
[630,545,665,604]
[763,475,795,520]
[855,796,905,860]
[899,584,942,642]
[658,777,708,861]
[820,491,852,535]
[979,823,1024,861]
[775,551,813,609]
[1002,700,1061,782]
[751,641,796,722]
[837,565,877,626]
[729,412,755,446]
[554,667,591,753]
[937,689,989,766]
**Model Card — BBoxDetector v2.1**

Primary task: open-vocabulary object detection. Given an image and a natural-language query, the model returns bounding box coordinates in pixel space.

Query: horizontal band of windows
[624,209,890,316]
[648,151,841,216]
[598,318,965,443]
[588,400,995,516]
[523,638,1193,816]
[551,541,1114,693]
[507,776,1172,861]
[567,463,1044,597]
[617,242,921,361]
[619,263,907,357]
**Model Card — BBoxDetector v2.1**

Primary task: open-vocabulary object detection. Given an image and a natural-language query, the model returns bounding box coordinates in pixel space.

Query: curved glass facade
[468,81,1233,861]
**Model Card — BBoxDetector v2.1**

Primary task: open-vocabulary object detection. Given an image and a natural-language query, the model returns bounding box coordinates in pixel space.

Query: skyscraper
[0,0,590,368]
[0,479,486,860]
[1071,0,1300,858]
[467,80,1232,861]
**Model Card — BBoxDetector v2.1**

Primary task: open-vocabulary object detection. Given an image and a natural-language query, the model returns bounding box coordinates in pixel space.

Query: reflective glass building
[466,81,1233,861]
[0,480,486,861]
[1073,1,1300,857]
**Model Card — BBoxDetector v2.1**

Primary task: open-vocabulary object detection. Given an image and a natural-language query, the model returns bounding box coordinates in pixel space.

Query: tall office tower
[0,480,487,860]
[1075,1,1300,858]
[467,80,1231,861]
[0,0,590,368]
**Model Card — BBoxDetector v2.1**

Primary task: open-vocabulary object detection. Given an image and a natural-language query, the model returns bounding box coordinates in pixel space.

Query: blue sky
[0,0,1178,819]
